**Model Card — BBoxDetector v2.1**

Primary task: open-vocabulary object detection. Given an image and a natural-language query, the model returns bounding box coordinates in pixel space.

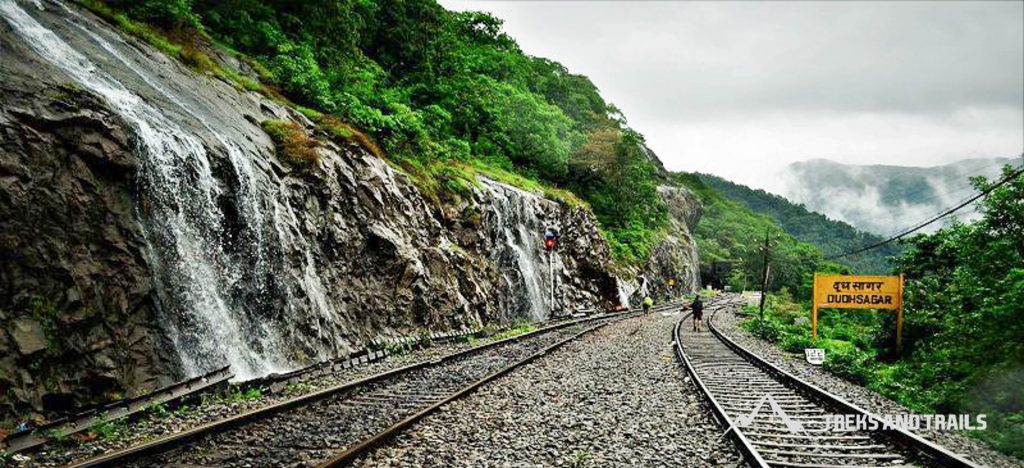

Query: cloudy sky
[438,0,1024,193]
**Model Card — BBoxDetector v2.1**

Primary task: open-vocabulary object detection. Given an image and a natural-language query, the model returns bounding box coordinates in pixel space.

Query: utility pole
[758,229,771,330]
[544,228,558,314]
[549,250,555,312]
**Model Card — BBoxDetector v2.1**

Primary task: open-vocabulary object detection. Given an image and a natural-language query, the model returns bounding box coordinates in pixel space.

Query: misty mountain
[698,174,901,274]
[780,157,1018,236]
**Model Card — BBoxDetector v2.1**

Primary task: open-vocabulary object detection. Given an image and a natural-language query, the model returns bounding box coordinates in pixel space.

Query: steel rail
[704,301,978,468]
[2,366,233,453]
[674,294,979,468]
[316,313,634,467]
[673,297,771,467]
[67,308,647,468]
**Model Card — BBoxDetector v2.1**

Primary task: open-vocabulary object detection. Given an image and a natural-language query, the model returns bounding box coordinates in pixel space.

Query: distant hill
[780,157,1017,235]
[698,173,900,274]
[672,173,840,293]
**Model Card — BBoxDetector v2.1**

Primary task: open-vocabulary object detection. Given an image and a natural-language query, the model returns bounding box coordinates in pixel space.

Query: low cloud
[778,159,1010,235]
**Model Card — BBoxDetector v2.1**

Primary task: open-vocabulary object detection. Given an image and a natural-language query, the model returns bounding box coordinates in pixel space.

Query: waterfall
[480,179,552,321]
[0,0,340,379]
[616,280,634,310]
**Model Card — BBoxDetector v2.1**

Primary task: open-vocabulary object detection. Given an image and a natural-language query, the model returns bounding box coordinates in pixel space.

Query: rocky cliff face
[642,185,703,299]
[0,0,696,425]
[0,0,634,424]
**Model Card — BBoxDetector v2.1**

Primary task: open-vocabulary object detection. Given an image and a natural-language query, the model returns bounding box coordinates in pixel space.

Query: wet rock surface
[715,308,1024,468]
[0,41,173,419]
[356,312,742,467]
[0,0,664,428]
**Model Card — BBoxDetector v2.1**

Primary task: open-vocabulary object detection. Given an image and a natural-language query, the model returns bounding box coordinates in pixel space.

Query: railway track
[68,306,661,467]
[674,294,978,468]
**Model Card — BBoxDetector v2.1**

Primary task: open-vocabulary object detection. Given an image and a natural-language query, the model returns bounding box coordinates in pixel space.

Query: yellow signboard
[812,273,905,351]
[813,274,902,309]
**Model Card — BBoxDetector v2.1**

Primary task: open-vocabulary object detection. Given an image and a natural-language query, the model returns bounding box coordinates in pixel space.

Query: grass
[76,1,180,56]
[381,339,415,357]
[284,383,314,395]
[417,330,434,348]
[147,401,169,418]
[89,415,127,442]
[456,321,537,346]
[261,120,320,171]
[491,322,537,341]
[384,155,590,211]
[318,116,384,159]
[227,387,262,403]
[568,450,592,467]
[75,0,266,94]
[471,160,589,210]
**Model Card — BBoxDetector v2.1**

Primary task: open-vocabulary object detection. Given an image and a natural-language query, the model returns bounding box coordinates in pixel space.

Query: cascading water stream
[617,281,635,309]
[55,5,346,360]
[0,0,344,378]
[481,180,551,321]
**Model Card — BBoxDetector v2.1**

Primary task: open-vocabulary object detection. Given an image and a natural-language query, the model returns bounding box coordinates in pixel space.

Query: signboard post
[812,273,905,352]
[897,273,904,352]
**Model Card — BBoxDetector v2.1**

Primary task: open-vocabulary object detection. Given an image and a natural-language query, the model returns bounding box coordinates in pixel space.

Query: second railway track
[69,306,663,467]
[674,294,978,468]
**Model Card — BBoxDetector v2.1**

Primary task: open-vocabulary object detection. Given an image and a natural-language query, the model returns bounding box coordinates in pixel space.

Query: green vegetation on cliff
[93,0,667,264]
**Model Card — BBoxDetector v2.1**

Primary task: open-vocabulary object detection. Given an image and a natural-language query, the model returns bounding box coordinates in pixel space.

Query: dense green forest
[698,173,902,273]
[744,166,1024,458]
[88,0,667,264]
[670,173,845,293]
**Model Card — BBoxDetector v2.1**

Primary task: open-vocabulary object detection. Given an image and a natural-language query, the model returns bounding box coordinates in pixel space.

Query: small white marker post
[805,348,825,365]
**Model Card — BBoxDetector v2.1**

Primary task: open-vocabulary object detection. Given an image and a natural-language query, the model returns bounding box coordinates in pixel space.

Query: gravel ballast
[19,336,505,467]
[714,306,1024,468]
[356,311,742,467]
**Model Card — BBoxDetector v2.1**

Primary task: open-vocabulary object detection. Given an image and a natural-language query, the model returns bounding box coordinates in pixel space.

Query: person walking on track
[642,295,654,313]
[690,296,704,332]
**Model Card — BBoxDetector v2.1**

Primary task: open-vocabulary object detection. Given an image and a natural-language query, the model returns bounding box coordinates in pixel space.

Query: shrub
[742,317,783,343]
[780,332,813,353]
[822,343,873,385]
[319,115,384,159]
[261,120,319,171]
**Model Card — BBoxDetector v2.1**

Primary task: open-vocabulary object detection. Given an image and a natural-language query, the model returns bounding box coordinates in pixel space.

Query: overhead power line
[876,157,1023,239]
[827,161,1024,260]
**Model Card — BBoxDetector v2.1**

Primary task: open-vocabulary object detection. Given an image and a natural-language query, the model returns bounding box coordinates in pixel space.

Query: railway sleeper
[765,461,916,468]
[753,441,889,451]
[758,449,904,460]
